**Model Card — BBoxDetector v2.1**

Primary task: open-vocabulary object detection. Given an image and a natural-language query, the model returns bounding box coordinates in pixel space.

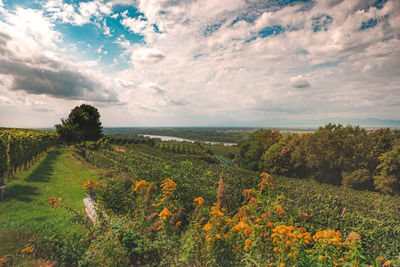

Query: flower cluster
[259,172,274,192]
[0,255,9,265]
[21,246,33,254]
[82,180,102,190]
[152,178,177,207]
[159,207,173,220]
[377,257,392,266]
[193,197,205,205]
[344,232,361,245]
[271,224,311,261]
[133,180,148,192]
[313,229,342,245]
[161,178,177,197]
[48,197,64,209]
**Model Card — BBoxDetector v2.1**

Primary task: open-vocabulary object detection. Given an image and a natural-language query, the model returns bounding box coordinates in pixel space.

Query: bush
[342,169,374,190]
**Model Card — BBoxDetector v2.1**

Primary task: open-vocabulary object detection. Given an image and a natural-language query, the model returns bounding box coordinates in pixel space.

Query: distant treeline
[238,124,400,194]
[103,127,252,143]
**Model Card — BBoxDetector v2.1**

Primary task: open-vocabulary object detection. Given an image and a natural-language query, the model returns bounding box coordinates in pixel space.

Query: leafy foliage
[374,142,400,194]
[56,104,103,145]
[0,128,58,182]
[238,129,282,170]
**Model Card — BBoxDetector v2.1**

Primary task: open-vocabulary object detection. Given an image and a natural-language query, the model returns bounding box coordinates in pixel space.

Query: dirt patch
[113,146,126,152]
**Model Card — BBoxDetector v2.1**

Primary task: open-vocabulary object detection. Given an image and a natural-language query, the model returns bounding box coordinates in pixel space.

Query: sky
[0,0,399,127]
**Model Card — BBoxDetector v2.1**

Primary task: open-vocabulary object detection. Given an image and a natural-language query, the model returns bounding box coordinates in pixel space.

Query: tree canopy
[56,104,103,145]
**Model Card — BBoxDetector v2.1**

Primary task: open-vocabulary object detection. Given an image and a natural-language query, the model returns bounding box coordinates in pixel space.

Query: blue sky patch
[360,18,378,31]
[259,25,285,38]
[296,49,310,55]
[204,20,225,37]
[312,14,333,32]
[311,61,340,70]
[3,0,42,9]
[111,4,143,18]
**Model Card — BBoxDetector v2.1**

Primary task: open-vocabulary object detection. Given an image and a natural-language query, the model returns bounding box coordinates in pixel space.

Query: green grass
[0,147,99,257]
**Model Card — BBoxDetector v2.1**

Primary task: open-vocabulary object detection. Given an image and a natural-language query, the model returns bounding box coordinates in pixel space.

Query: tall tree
[56,104,103,145]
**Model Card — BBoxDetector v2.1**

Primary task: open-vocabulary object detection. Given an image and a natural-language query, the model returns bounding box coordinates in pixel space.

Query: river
[140,134,237,146]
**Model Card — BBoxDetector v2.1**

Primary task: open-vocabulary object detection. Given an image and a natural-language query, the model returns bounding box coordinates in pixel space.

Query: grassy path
[0,147,99,258]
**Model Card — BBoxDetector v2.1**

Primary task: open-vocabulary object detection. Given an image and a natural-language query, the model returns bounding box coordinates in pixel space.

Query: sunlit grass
[0,147,99,256]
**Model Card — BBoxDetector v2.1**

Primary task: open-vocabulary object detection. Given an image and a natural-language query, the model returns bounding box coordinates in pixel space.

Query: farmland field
[1,130,399,266]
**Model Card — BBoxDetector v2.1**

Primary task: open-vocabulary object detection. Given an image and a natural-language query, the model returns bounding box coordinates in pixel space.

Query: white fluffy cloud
[131,47,165,64]
[0,3,120,127]
[1,0,400,127]
[113,0,400,125]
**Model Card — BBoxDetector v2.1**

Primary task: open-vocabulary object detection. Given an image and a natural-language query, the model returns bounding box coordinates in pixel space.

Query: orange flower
[193,197,205,205]
[82,180,102,190]
[383,261,392,266]
[275,206,285,216]
[345,232,361,245]
[318,255,324,261]
[159,207,172,220]
[133,180,148,192]
[244,239,252,252]
[203,221,212,232]
[376,256,384,262]
[215,234,221,239]
[242,189,254,199]
[21,246,33,254]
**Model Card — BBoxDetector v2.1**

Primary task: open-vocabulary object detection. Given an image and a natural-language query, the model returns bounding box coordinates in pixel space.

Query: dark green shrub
[342,169,374,190]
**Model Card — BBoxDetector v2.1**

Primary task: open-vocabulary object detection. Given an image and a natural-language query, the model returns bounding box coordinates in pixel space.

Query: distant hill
[214,117,400,128]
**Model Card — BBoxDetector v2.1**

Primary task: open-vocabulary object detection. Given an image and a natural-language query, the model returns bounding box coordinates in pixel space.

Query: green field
[0,148,99,264]
[1,137,399,266]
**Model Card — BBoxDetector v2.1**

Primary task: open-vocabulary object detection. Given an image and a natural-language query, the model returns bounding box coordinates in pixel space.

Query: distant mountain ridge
[214,117,400,128]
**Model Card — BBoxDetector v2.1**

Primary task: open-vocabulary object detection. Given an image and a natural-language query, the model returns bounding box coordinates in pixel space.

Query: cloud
[44,0,113,26]
[131,47,165,64]
[2,0,400,127]
[0,59,117,102]
[290,75,311,88]
[0,5,118,103]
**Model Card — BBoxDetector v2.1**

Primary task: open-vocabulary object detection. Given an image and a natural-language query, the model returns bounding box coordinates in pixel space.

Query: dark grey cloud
[0,59,118,102]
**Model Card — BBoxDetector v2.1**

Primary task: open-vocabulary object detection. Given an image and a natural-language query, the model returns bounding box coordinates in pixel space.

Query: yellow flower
[21,246,33,254]
[193,197,205,205]
[244,239,252,252]
[176,221,182,226]
[318,255,324,261]
[231,220,249,232]
[203,221,212,232]
[160,178,177,196]
[82,180,102,190]
[159,207,173,220]
[133,180,148,192]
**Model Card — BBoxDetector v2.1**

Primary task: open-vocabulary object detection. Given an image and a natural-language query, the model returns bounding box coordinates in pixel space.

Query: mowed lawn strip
[0,147,99,256]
